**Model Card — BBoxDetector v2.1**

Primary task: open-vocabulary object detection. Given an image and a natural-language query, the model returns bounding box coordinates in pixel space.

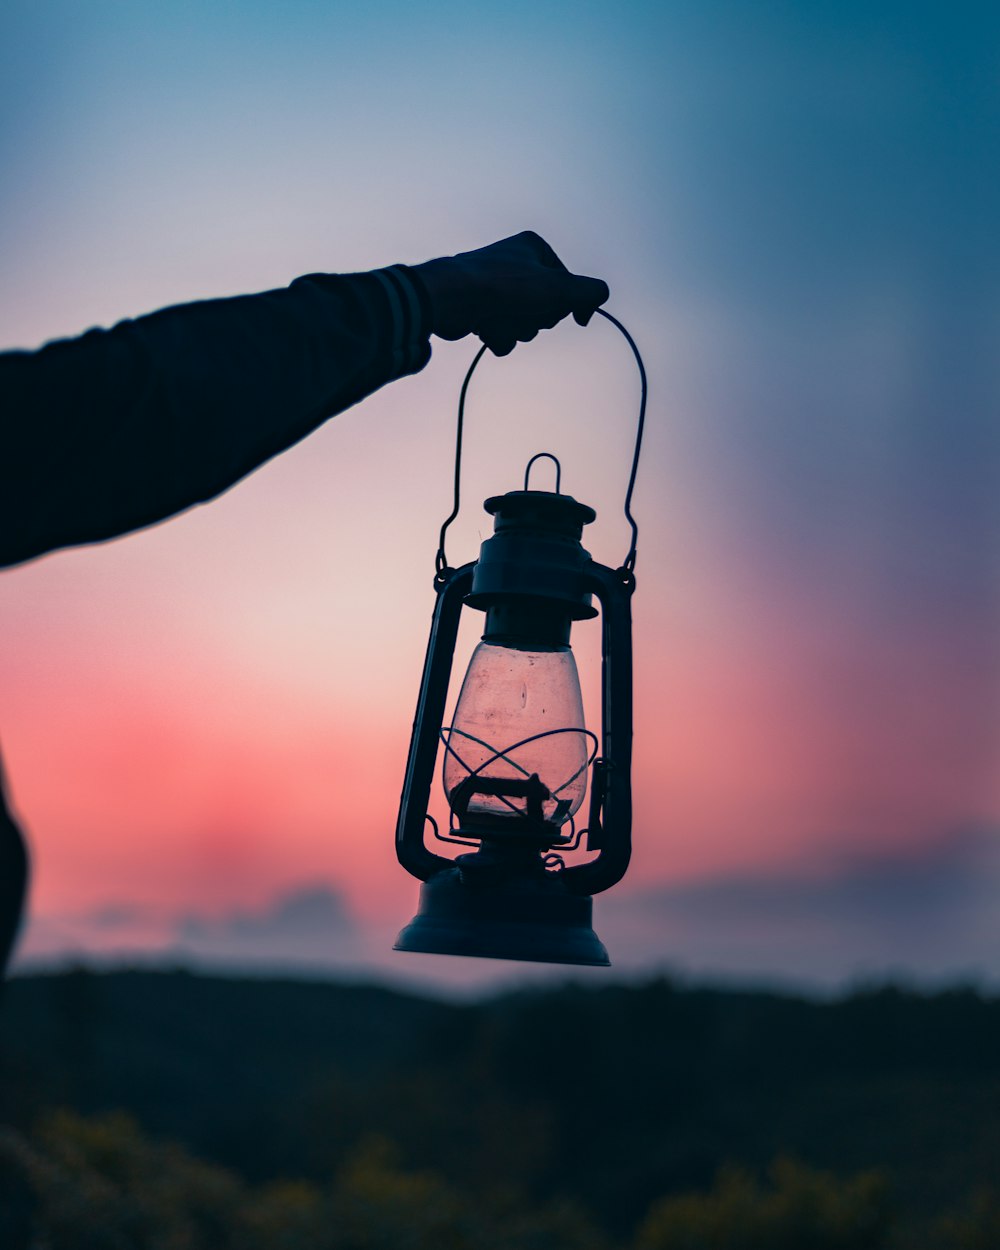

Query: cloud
[14,901,171,966]
[599,826,1000,988]
[178,885,354,942]
[88,902,149,930]
[172,883,363,969]
[15,883,367,975]
[16,834,1000,994]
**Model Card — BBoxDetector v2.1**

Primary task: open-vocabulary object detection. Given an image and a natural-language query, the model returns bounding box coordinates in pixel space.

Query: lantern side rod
[561,560,634,897]
[396,563,476,881]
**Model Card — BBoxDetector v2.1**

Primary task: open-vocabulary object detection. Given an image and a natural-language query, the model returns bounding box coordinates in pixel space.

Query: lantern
[394,312,645,966]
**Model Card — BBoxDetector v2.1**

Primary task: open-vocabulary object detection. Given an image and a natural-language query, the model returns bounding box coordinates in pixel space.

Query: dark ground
[2,969,999,1246]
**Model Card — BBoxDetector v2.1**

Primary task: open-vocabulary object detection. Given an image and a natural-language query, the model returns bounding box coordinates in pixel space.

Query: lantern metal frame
[395,553,634,894]
[393,309,646,965]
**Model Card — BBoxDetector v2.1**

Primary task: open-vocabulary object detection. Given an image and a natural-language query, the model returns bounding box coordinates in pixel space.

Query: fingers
[478,317,540,356]
[475,267,609,354]
[571,276,610,325]
[415,232,609,350]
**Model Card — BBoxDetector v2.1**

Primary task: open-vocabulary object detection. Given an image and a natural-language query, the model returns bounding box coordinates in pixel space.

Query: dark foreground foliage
[2,970,1000,1247]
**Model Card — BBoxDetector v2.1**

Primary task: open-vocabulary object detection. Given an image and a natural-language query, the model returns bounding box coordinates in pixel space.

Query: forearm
[0,231,608,570]
[0,266,431,567]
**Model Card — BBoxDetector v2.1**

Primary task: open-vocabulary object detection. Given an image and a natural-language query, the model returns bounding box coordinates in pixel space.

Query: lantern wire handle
[434,310,646,580]
[594,307,646,577]
[435,343,488,579]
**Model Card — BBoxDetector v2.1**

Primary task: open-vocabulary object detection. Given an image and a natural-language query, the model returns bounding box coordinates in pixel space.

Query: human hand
[412,231,609,356]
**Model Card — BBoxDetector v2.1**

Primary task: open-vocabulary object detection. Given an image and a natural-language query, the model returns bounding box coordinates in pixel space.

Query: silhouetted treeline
[2,969,1000,1248]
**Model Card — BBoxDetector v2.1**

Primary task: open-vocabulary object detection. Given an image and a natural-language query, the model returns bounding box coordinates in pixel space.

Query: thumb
[572,275,610,325]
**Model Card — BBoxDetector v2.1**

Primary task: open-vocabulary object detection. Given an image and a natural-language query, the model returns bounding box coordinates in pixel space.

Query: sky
[1,0,998,993]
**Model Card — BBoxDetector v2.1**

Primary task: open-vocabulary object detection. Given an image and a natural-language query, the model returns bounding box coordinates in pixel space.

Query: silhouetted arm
[0,266,431,568]
[0,233,606,570]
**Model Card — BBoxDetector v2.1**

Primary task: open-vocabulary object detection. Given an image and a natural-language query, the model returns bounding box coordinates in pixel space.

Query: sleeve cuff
[369,264,433,379]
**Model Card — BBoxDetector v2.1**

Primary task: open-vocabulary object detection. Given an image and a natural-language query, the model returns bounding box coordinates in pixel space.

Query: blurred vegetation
[637,1157,891,1250]
[2,970,1000,1247]
[0,1110,605,1249]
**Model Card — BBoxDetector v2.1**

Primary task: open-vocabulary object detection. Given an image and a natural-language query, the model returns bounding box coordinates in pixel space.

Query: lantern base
[393,866,610,966]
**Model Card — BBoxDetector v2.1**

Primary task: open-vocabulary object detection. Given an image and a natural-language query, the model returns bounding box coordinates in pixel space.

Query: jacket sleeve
[0,264,432,568]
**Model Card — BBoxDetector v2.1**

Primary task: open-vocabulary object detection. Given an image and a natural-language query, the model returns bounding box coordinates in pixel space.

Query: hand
[412,231,609,356]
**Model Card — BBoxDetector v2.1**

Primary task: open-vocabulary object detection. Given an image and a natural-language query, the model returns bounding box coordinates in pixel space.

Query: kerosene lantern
[394,311,645,965]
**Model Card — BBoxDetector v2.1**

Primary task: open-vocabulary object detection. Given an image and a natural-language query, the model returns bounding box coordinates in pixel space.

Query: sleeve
[0,264,433,568]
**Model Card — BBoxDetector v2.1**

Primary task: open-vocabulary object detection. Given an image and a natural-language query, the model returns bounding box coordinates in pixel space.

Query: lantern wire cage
[436,724,600,848]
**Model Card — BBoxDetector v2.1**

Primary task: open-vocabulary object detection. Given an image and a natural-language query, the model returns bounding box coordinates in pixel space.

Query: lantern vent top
[484,490,596,540]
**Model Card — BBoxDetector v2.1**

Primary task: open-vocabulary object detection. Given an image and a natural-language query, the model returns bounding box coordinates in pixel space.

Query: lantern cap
[484,490,596,537]
[467,489,598,620]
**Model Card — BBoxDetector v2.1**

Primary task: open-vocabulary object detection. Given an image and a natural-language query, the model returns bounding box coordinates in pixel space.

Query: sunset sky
[1,1,998,993]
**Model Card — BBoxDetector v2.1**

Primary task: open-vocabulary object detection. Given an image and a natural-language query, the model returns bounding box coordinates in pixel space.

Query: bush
[636,1157,892,1250]
[0,1110,608,1250]
[933,1188,1000,1250]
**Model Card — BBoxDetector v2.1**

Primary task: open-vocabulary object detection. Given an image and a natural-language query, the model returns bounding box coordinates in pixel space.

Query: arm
[0,231,607,570]
[0,265,431,568]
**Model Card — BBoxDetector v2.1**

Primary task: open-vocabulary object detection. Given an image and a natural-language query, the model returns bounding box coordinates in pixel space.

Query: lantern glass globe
[443,640,590,828]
